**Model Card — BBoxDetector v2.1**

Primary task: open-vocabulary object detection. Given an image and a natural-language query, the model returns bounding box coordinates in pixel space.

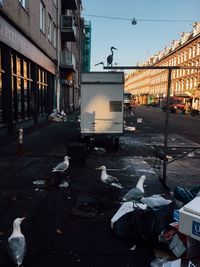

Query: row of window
[146,77,199,95]
[0,48,53,125]
[169,43,200,65]
[19,0,57,10]
[40,1,57,47]
[18,0,57,48]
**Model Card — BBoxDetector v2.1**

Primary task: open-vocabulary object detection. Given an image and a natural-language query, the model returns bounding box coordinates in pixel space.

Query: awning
[194,90,200,98]
[185,91,194,97]
[174,92,191,98]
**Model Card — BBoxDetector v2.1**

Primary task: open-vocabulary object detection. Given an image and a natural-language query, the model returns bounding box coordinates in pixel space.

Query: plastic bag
[113,202,177,249]
[141,194,172,208]
[173,186,194,205]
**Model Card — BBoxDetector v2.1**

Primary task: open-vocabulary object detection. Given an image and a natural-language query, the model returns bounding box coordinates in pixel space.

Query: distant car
[124,92,132,110]
[191,109,200,117]
[161,97,186,113]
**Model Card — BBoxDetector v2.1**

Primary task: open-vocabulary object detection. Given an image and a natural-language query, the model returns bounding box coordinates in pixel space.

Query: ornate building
[125,22,200,110]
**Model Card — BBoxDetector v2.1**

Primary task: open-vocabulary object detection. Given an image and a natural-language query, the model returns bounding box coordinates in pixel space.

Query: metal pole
[162,68,172,184]
[18,128,24,156]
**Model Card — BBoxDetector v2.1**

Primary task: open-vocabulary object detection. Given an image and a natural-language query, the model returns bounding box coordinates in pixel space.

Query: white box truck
[81,72,124,144]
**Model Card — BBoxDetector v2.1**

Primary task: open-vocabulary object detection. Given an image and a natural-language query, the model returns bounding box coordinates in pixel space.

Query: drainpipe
[55,0,61,112]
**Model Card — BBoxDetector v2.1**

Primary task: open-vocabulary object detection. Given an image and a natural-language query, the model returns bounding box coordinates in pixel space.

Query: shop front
[0,16,56,137]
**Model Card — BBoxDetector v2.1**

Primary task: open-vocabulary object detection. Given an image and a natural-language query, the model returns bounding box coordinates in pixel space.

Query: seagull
[8,217,26,267]
[97,165,123,189]
[52,156,71,173]
[122,175,146,202]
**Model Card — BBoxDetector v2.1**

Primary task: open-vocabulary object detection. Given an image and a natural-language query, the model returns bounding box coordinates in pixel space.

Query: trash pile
[111,185,200,266]
[48,110,67,122]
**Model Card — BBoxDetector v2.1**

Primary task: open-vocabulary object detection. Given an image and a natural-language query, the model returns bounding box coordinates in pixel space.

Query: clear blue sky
[82,0,200,71]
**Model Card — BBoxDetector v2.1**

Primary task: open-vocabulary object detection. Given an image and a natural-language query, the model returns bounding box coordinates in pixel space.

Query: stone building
[0,0,83,138]
[125,22,200,110]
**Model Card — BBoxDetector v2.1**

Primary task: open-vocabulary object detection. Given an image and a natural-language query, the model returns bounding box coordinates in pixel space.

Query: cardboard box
[183,197,200,216]
[170,222,200,259]
[179,207,200,241]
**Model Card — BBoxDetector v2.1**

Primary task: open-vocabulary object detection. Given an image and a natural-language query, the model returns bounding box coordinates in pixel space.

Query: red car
[161,97,186,113]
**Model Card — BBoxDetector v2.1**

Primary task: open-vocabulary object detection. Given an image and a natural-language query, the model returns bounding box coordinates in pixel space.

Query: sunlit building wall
[125,22,200,109]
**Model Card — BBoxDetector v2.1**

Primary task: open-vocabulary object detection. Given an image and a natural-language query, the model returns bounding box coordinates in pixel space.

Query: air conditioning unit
[61,15,72,29]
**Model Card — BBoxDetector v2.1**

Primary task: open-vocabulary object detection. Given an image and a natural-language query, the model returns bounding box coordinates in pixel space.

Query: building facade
[0,0,57,136]
[125,22,200,110]
[59,0,83,113]
[0,0,83,139]
[82,20,91,73]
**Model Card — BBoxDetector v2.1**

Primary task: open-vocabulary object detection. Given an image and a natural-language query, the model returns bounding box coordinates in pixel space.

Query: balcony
[61,16,76,42]
[62,0,78,10]
[60,50,76,72]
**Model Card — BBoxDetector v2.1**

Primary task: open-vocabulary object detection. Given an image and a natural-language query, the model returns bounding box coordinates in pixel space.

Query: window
[189,47,192,59]
[53,23,57,48]
[48,15,53,42]
[23,60,32,118]
[40,1,45,33]
[19,0,28,9]
[197,43,200,56]
[0,48,5,124]
[0,0,5,6]
[11,55,32,121]
[184,50,187,61]
[38,68,48,115]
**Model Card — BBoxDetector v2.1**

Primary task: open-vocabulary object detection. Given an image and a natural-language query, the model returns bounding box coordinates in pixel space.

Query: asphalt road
[132,106,200,144]
[0,110,200,267]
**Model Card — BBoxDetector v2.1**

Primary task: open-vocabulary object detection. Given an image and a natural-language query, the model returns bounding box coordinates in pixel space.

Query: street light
[132,18,137,25]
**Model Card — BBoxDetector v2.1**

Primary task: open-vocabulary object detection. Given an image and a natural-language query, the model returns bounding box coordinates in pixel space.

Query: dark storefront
[0,15,56,137]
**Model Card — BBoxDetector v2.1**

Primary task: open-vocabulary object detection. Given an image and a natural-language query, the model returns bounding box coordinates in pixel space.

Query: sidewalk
[0,110,200,266]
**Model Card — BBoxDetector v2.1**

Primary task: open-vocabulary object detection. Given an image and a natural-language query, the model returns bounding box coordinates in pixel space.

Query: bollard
[17,128,24,156]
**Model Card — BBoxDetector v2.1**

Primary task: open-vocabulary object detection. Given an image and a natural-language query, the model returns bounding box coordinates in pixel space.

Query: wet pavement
[0,110,200,266]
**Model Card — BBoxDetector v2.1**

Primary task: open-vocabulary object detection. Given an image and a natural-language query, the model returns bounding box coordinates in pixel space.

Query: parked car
[191,109,200,117]
[161,97,186,114]
[124,92,133,110]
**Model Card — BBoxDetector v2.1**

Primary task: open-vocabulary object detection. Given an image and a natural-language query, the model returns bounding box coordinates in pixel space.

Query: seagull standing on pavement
[97,165,123,189]
[122,175,146,202]
[52,156,71,173]
[8,217,26,267]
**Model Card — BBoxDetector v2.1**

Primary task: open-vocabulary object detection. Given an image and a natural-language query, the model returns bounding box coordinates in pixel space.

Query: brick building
[125,22,200,110]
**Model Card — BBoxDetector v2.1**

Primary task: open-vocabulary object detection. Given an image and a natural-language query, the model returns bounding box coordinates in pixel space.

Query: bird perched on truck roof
[107,46,118,66]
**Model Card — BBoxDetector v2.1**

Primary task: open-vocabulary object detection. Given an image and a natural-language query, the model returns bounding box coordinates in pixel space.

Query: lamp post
[163,68,172,185]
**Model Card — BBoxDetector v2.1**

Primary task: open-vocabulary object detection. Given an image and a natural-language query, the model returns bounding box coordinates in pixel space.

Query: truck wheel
[114,137,119,150]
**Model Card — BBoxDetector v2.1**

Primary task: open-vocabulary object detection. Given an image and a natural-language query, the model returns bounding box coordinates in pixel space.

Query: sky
[82,0,200,72]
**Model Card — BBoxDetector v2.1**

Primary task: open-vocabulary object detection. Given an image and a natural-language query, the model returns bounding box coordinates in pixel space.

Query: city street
[0,1,199,266]
[0,109,200,266]
[132,106,200,144]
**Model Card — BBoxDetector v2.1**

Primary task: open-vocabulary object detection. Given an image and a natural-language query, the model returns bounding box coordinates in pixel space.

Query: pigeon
[97,165,123,189]
[8,217,26,267]
[52,156,71,173]
[122,175,146,202]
